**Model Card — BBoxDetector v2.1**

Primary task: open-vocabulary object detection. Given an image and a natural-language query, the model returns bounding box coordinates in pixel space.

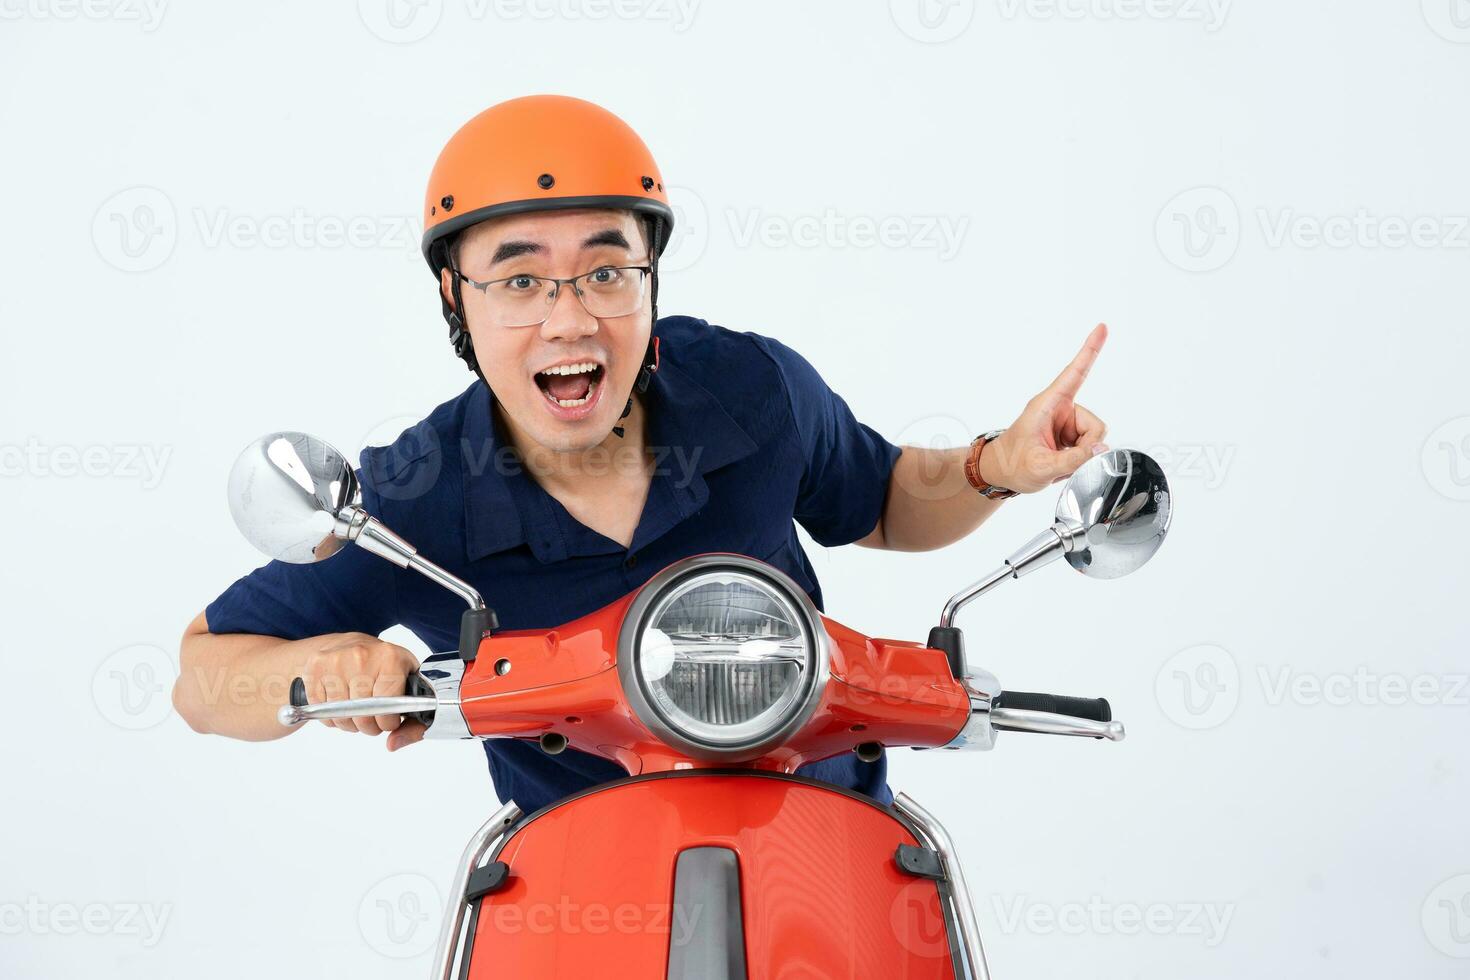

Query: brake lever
[989,707,1126,741]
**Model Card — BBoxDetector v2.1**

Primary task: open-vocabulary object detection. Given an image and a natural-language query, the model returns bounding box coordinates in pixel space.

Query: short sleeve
[205,473,400,640]
[751,335,902,547]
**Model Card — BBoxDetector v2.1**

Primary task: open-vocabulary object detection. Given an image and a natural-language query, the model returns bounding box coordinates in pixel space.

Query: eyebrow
[489,227,633,266]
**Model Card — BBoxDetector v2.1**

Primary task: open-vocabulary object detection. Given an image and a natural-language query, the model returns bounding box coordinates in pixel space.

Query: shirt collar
[461,348,758,563]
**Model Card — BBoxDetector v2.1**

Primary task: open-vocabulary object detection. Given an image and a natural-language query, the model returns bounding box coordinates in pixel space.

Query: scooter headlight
[619,556,828,760]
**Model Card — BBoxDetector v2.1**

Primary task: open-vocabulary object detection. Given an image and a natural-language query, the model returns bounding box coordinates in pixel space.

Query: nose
[538,283,599,343]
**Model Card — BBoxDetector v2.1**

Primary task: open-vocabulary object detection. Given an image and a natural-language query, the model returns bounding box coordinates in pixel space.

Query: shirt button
[624,553,638,570]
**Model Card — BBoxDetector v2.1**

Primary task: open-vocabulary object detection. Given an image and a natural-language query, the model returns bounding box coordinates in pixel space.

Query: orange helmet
[421,95,674,381]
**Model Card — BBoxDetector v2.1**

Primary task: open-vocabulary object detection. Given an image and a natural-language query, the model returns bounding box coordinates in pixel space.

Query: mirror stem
[343,507,486,611]
[939,523,1079,630]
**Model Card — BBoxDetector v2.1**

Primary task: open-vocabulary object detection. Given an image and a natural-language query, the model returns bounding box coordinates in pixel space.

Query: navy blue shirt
[207,316,902,815]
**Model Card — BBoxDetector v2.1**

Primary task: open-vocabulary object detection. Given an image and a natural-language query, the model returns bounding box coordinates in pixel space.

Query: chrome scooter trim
[990,707,1126,741]
[419,653,473,740]
[432,801,523,980]
[894,793,992,980]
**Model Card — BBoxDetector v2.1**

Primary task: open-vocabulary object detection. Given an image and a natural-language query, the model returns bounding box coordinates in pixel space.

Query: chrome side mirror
[225,431,487,619]
[227,432,360,564]
[939,448,1172,628]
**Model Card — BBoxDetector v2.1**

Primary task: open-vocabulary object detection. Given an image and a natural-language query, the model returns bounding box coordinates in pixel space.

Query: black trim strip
[421,194,675,269]
[667,847,748,980]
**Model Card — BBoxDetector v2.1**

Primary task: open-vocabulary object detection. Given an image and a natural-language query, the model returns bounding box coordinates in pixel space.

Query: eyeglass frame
[451,262,653,328]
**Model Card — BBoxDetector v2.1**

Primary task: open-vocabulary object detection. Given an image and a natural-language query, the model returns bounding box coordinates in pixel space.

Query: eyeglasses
[454,263,651,328]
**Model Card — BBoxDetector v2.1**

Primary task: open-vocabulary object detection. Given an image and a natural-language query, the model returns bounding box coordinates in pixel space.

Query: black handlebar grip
[994,691,1112,723]
[404,671,436,727]
[289,677,308,709]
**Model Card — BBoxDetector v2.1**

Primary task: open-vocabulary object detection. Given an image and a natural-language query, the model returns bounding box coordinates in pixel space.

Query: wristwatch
[964,429,1018,500]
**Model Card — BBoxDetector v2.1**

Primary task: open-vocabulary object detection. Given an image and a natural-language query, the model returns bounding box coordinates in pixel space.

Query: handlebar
[994,691,1110,723]
[990,690,1123,741]
[277,673,438,728]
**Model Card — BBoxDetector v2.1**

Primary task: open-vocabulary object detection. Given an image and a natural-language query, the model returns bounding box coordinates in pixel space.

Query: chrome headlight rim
[616,554,831,762]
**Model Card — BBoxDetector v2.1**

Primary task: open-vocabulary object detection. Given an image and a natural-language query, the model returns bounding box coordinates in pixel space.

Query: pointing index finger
[1047,323,1109,399]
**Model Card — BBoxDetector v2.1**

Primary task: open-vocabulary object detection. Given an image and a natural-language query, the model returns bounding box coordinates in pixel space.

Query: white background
[3,1,1468,977]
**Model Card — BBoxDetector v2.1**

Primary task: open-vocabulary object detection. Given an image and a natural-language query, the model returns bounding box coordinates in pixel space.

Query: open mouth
[534,361,606,410]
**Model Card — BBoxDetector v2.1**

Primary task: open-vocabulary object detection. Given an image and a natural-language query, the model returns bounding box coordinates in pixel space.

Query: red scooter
[227,433,1171,979]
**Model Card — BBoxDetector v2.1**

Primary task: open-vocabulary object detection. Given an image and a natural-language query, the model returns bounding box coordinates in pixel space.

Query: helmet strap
[612,217,664,440]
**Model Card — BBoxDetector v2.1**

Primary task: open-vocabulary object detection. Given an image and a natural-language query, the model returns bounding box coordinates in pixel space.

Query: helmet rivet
[537,173,555,189]
[441,195,454,212]
[641,176,654,191]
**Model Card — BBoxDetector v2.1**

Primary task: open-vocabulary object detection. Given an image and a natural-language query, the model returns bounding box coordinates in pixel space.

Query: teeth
[540,361,599,377]
[551,378,599,409]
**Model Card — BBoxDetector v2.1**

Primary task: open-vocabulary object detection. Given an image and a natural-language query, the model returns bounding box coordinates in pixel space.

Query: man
[173,95,1108,817]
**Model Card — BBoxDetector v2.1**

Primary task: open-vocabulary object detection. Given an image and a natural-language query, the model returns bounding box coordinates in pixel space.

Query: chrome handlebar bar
[277,696,439,727]
[990,707,1126,741]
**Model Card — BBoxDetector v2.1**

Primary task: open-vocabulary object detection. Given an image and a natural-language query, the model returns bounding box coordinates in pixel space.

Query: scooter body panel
[461,773,959,979]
